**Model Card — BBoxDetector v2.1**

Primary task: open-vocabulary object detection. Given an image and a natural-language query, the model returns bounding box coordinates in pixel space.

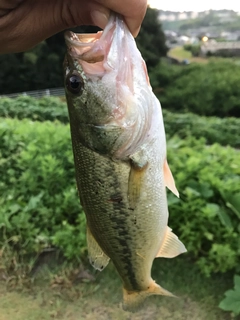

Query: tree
[136,7,168,69]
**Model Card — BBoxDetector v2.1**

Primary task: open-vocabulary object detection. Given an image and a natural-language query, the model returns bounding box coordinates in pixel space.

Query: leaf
[9,204,21,215]
[219,275,240,315]
[24,192,44,212]
[234,275,240,290]
[219,289,240,315]
[217,208,233,229]
[221,191,240,220]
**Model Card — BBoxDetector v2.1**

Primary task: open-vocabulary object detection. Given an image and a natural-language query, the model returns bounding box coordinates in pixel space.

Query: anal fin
[156,226,187,258]
[87,226,110,271]
[163,159,179,198]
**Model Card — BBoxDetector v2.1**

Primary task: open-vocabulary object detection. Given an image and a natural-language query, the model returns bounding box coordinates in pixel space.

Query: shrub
[167,137,240,276]
[0,118,86,261]
[0,118,240,276]
[163,110,240,148]
[150,60,240,117]
[0,96,240,148]
[0,96,69,123]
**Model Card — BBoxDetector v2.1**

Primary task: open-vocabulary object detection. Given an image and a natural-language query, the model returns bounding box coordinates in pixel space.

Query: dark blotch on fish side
[107,194,123,203]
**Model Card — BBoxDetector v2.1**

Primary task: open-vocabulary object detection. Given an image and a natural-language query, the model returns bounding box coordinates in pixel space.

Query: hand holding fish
[0,0,147,54]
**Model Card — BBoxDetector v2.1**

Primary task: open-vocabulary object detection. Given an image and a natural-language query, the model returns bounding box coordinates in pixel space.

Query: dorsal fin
[163,159,179,198]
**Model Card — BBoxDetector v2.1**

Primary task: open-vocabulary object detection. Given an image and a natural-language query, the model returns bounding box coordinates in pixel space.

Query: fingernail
[91,10,110,29]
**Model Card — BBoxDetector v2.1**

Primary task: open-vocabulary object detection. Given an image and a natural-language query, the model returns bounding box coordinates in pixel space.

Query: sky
[148,0,240,12]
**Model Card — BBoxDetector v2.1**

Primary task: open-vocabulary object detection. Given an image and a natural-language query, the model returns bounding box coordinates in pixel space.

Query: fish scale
[64,13,186,311]
[69,109,170,290]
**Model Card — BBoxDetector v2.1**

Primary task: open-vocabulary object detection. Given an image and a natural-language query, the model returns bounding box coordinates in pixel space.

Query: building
[200,40,240,57]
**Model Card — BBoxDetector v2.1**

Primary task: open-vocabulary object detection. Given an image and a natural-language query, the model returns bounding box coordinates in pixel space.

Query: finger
[0,0,110,53]
[0,0,23,16]
[94,0,147,37]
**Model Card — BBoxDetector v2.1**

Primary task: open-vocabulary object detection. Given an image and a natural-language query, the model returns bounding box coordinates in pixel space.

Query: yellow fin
[122,280,175,312]
[156,226,187,258]
[86,226,110,271]
[128,150,148,210]
[163,159,179,198]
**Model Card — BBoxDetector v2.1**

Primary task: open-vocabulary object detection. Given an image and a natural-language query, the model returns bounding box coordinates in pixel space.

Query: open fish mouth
[64,30,105,63]
[64,14,118,65]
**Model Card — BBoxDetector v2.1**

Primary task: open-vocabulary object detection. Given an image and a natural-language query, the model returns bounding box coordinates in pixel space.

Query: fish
[64,13,186,312]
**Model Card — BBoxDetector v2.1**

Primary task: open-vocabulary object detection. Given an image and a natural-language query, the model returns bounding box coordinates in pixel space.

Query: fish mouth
[64,30,103,46]
[65,22,113,64]
[64,30,104,63]
[64,13,119,69]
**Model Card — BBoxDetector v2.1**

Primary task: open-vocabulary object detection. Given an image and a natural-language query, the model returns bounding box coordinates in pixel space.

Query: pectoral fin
[128,150,148,210]
[87,226,110,271]
[163,159,179,198]
[156,226,187,258]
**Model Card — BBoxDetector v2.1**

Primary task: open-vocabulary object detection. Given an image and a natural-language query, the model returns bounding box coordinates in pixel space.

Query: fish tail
[122,280,175,312]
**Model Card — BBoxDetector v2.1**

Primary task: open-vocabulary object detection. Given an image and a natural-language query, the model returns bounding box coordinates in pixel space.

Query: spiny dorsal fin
[156,226,187,258]
[87,225,110,271]
[163,159,179,198]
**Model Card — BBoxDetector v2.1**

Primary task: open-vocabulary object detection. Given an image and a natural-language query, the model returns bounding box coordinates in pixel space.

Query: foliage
[0,118,86,262]
[0,118,240,277]
[0,96,69,123]
[1,96,240,148]
[150,60,240,117]
[167,137,240,276]
[219,275,240,316]
[183,44,200,57]
[162,109,240,148]
[136,7,168,68]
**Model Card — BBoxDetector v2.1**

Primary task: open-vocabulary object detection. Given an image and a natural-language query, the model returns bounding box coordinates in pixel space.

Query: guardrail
[0,87,65,99]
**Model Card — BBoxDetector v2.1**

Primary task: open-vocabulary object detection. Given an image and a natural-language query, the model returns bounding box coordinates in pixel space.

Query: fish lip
[64,30,102,47]
[64,31,80,45]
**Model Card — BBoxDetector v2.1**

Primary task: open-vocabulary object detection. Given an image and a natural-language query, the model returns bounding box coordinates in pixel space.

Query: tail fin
[122,280,176,312]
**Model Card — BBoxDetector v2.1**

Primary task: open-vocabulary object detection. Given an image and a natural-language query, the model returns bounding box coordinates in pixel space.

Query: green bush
[0,118,240,276]
[0,118,86,261]
[0,96,240,148]
[0,96,69,123]
[150,60,240,117]
[163,110,240,148]
[183,44,200,56]
[167,137,240,276]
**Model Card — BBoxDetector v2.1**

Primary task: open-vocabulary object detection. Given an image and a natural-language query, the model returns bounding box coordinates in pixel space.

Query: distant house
[220,31,240,41]
[200,40,240,57]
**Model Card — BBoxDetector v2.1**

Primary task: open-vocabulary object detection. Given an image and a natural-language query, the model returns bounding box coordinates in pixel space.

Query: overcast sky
[148,0,240,12]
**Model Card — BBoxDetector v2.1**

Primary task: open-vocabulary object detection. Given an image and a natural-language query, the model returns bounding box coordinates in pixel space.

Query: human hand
[0,0,147,54]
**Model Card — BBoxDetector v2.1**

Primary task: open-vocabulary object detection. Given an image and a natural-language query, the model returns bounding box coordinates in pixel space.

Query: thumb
[0,0,110,53]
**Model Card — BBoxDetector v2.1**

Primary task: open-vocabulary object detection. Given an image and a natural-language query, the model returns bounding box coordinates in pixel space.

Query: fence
[0,87,65,99]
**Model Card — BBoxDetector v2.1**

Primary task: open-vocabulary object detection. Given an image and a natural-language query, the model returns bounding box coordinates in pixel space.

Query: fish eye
[66,72,84,94]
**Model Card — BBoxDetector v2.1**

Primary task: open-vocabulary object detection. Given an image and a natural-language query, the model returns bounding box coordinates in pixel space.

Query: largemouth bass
[64,13,186,311]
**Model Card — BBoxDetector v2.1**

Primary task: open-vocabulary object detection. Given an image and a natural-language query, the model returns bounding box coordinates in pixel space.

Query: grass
[0,257,233,320]
[168,46,240,66]
[168,47,208,64]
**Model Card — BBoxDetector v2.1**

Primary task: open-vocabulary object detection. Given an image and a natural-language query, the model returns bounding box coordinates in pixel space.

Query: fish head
[64,14,157,158]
